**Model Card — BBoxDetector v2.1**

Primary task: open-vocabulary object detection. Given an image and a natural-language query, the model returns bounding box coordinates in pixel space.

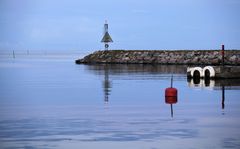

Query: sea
[0,51,240,149]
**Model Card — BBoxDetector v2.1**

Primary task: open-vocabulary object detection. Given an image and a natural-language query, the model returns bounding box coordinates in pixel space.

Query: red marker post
[221,44,225,66]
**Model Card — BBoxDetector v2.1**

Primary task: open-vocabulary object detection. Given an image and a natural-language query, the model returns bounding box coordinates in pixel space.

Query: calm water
[0,55,240,149]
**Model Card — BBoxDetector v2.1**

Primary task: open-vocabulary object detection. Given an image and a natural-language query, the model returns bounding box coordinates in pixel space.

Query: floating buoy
[187,66,215,79]
[165,76,178,117]
[165,87,177,99]
[165,89,177,104]
[203,66,215,78]
[191,67,204,78]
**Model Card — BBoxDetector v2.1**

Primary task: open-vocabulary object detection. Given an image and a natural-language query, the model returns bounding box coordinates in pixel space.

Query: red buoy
[165,75,178,117]
[165,87,177,104]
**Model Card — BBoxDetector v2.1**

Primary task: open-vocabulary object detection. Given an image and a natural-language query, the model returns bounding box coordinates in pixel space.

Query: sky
[0,0,240,52]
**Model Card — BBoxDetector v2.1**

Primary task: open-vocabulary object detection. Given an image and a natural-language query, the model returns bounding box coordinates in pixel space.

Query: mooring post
[222,44,224,66]
[13,50,15,59]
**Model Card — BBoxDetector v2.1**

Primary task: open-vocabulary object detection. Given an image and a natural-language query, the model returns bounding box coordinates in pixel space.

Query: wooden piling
[13,50,15,58]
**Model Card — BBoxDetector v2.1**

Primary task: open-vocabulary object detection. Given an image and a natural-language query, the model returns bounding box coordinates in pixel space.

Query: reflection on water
[86,64,187,81]
[222,86,225,112]
[187,77,240,115]
[97,64,239,117]
[1,60,240,149]
[86,64,187,74]
[187,78,240,89]
[103,65,111,103]
[99,64,186,104]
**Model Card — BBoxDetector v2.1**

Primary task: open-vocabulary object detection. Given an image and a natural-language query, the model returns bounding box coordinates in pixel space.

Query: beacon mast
[101,20,113,50]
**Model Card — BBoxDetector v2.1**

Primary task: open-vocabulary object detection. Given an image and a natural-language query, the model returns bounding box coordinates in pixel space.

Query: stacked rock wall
[76,50,240,65]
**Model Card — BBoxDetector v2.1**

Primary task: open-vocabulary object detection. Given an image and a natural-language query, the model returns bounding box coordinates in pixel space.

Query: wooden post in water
[13,50,15,58]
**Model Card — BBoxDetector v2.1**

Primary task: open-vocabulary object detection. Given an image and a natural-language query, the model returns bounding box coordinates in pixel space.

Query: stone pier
[76,50,240,65]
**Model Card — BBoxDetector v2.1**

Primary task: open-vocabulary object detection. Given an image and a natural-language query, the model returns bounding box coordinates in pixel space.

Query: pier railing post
[221,44,224,66]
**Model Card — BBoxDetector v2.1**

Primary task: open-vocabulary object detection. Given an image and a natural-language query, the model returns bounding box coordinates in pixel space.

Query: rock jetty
[76,50,240,65]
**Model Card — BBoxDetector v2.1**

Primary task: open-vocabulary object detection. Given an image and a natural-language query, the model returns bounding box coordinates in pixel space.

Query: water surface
[0,55,240,149]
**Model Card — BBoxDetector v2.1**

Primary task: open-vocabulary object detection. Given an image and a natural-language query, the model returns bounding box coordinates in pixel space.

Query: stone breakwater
[75,50,240,65]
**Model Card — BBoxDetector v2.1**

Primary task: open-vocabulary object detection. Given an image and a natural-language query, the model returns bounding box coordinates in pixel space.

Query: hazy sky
[0,0,239,52]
